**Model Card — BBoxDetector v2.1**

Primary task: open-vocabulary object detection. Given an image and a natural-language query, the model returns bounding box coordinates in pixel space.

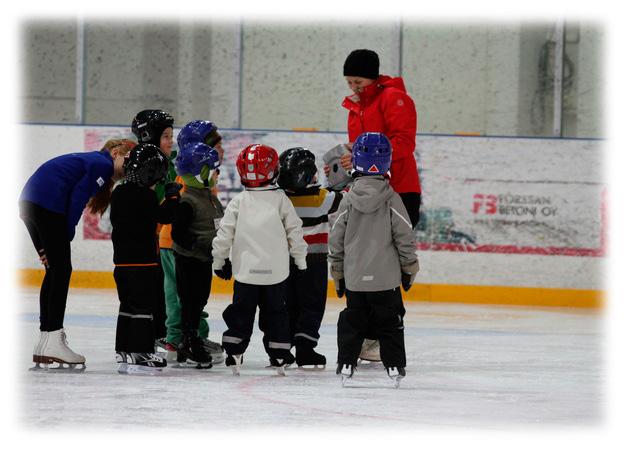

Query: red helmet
[236,144,280,188]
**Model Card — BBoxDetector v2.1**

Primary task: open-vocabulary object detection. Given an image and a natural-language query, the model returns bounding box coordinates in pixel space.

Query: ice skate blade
[208,351,225,364]
[341,376,352,387]
[390,375,404,389]
[30,362,86,373]
[118,364,164,376]
[297,364,326,371]
[358,358,382,364]
[275,366,287,376]
[230,366,241,376]
[172,360,212,370]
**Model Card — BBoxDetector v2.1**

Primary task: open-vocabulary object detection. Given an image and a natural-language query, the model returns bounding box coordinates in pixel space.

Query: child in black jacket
[110,143,181,375]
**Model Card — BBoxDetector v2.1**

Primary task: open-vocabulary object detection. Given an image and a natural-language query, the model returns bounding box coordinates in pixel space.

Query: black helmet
[131,109,174,146]
[278,147,317,191]
[123,143,168,187]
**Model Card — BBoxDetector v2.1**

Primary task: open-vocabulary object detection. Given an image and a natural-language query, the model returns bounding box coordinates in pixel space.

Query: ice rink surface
[14,286,604,434]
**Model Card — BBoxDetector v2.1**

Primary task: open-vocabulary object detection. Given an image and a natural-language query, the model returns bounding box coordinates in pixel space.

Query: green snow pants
[160,248,209,344]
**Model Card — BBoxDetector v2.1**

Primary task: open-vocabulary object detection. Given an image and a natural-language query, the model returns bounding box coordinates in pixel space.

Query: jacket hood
[348,176,394,214]
[376,75,407,93]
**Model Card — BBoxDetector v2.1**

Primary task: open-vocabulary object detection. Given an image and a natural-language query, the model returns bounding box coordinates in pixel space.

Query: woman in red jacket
[334,49,422,363]
[334,48,422,227]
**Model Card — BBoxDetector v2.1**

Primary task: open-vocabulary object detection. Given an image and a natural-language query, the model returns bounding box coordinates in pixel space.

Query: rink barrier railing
[16,269,604,309]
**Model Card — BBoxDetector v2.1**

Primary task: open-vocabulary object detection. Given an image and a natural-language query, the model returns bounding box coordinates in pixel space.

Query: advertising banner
[81,128,605,257]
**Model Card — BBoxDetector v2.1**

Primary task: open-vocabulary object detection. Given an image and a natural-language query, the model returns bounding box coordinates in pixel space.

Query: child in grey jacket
[328,132,419,386]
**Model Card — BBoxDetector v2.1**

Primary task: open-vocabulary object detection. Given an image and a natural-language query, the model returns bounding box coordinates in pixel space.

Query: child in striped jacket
[275,147,344,369]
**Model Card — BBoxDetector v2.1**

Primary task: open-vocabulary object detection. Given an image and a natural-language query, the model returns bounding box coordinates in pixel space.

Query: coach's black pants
[222,280,292,360]
[337,287,406,368]
[398,192,421,229]
[174,252,213,336]
[114,265,160,353]
[20,201,72,332]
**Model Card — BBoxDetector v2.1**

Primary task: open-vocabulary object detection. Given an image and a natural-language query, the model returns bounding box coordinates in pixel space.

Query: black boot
[296,346,326,369]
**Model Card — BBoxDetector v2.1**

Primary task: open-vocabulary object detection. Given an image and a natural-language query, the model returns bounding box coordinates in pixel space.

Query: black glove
[164,182,183,200]
[295,266,307,278]
[214,260,232,280]
[336,278,346,298]
[401,273,413,292]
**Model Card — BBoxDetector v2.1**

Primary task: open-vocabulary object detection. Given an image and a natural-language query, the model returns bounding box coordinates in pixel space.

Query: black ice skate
[225,354,243,376]
[202,338,225,364]
[336,363,355,387]
[386,366,406,388]
[117,351,166,375]
[296,346,326,371]
[269,353,295,376]
[176,334,213,369]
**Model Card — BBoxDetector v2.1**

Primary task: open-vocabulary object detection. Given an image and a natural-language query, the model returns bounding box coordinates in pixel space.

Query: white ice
[16,287,603,433]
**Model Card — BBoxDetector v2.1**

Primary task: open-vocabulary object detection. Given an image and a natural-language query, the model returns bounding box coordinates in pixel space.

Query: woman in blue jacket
[19,139,132,371]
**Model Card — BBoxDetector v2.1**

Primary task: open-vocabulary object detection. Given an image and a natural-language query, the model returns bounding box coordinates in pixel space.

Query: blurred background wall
[19,18,604,138]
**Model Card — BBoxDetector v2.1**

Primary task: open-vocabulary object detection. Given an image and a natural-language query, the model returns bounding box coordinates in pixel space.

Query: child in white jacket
[212,144,308,374]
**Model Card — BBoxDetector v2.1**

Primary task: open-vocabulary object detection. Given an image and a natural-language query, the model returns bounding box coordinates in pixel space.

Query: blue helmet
[175,142,220,177]
[352,132,392,175]
[177,120,221,150]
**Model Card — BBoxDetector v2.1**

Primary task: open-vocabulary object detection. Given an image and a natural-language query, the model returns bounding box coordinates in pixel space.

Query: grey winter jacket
[328,175,419,292]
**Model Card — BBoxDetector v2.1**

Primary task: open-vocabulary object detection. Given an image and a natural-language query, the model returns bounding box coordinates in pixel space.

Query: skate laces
[60,330,69,346]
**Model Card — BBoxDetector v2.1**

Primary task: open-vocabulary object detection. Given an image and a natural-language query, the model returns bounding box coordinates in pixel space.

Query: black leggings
[20,201,72,332]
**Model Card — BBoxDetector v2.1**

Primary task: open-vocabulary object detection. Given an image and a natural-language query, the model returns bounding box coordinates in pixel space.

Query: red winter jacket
[342,75,421,194]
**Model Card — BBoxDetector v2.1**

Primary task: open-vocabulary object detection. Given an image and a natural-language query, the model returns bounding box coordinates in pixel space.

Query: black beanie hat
[343,49,380,79]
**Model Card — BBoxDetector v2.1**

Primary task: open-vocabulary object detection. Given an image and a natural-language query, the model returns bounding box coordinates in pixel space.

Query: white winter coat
[212,186,308,285]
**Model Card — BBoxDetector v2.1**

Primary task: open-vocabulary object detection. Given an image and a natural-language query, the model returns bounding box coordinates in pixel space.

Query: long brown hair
[86,139,136,215]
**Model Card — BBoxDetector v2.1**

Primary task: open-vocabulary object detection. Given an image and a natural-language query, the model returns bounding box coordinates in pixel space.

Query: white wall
[16,125,605,291]
[19,20,604,138]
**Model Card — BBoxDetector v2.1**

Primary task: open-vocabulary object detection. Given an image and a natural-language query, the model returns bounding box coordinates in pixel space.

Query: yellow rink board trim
[16,268,604,309]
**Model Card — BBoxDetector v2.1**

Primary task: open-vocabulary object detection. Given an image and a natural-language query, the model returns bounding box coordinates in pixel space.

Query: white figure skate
[358,339,381,363]
[31,329,86,372]
[32,331,47,364]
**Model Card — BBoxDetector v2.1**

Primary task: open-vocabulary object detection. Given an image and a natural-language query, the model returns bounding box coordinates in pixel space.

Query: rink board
[15,125,606,307]
[16,269,604,309]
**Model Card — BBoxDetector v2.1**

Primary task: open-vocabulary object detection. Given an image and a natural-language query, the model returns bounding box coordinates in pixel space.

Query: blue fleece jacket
[19,150,114,241]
